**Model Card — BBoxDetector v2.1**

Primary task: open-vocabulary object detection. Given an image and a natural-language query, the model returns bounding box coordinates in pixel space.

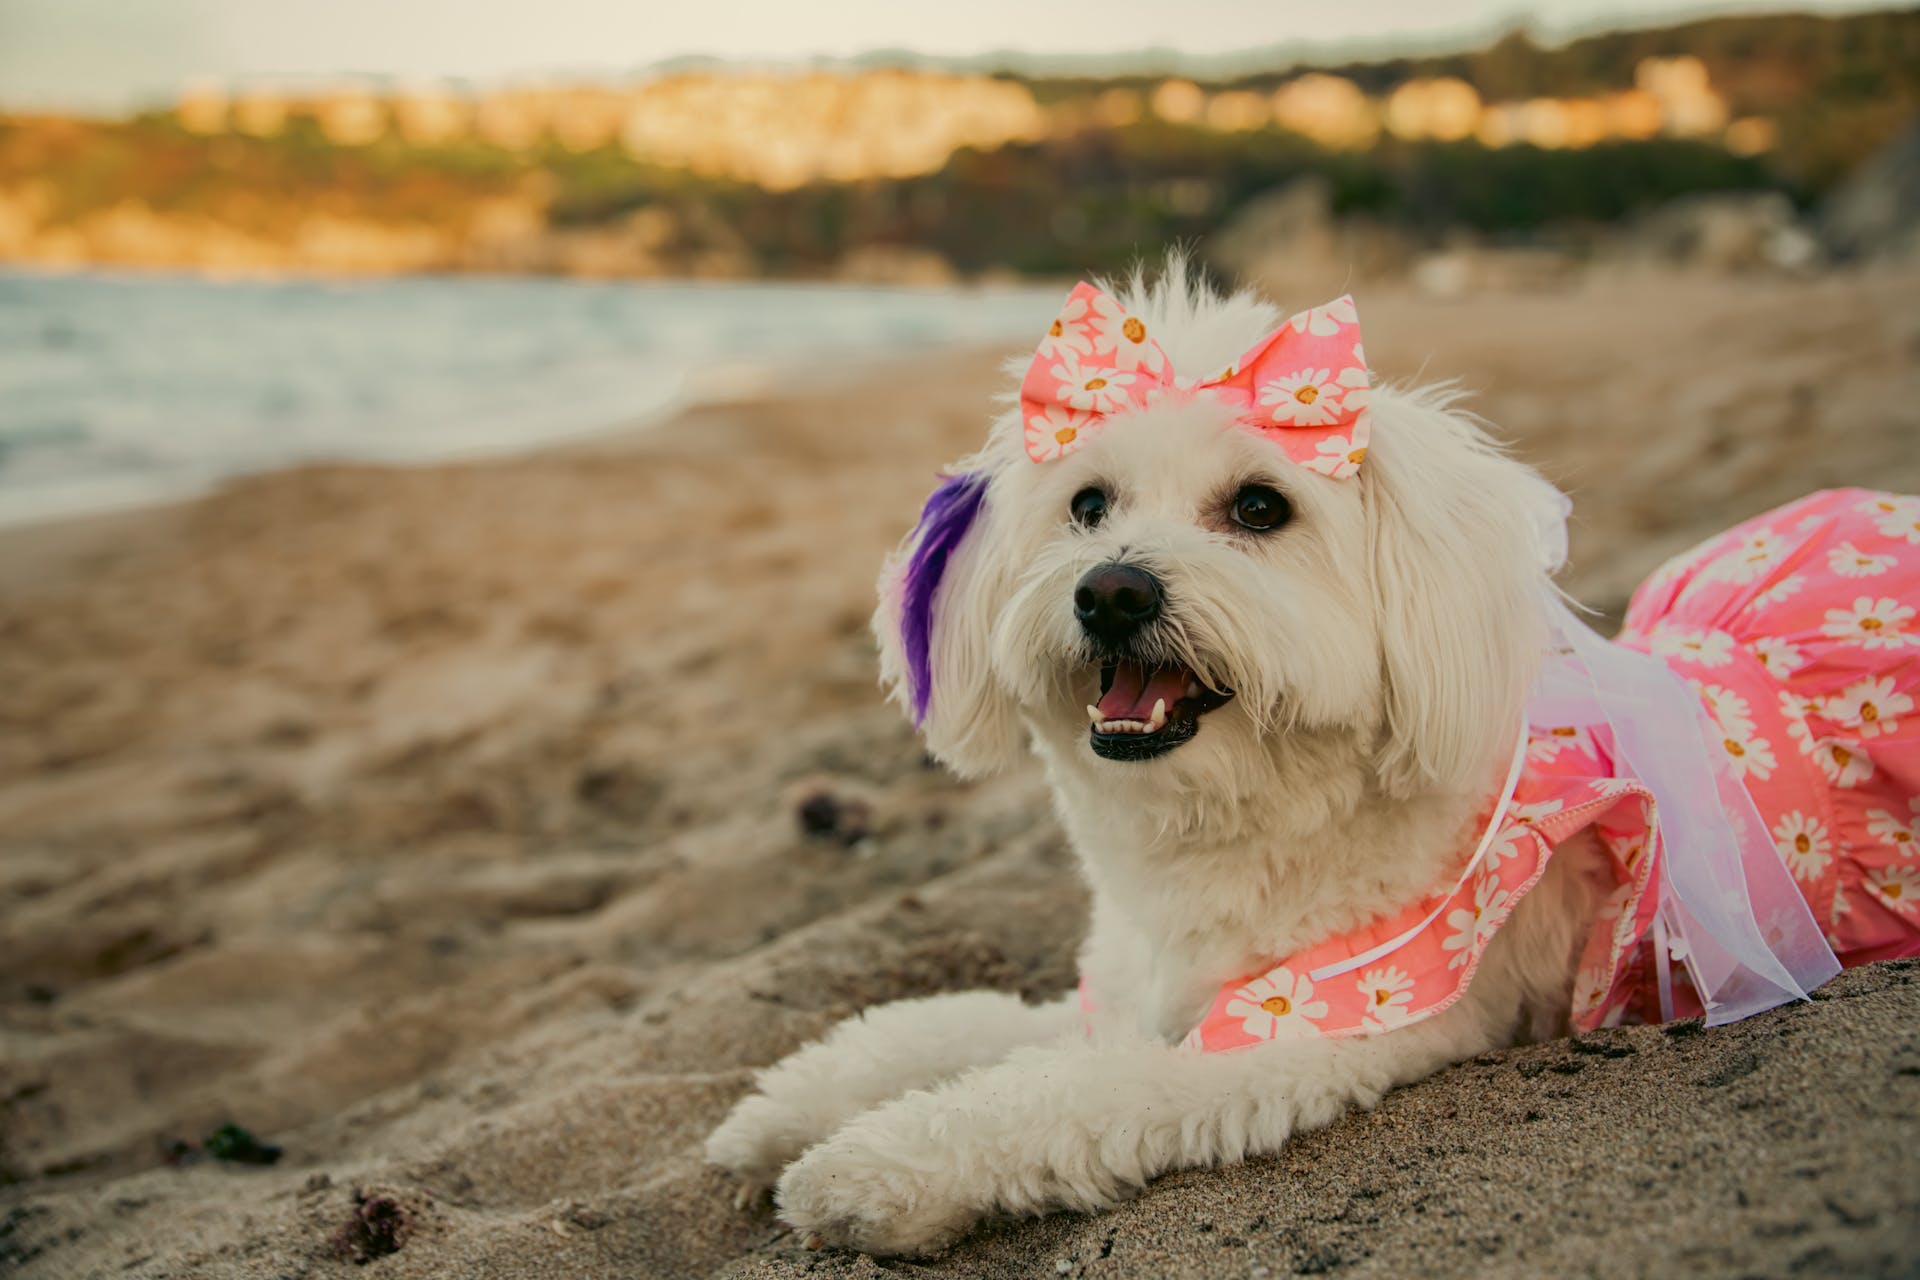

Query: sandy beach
[3,269,1920,1279]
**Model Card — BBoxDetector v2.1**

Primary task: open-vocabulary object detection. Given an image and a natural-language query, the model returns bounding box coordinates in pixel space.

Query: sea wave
[0,271,1056,526]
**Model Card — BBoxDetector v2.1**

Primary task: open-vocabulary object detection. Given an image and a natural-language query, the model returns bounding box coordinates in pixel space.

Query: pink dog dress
[1618,490,1920,973]
[1181,489,1918,1050]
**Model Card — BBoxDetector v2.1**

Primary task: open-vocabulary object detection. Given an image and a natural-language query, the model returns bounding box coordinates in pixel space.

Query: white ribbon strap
[1310,714,1530,984]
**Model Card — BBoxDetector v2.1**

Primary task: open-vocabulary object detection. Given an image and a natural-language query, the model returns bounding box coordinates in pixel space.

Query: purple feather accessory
[900,471,989,725]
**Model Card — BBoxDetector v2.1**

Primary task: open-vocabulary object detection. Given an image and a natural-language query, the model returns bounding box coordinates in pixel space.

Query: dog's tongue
[1096,661,1190,720]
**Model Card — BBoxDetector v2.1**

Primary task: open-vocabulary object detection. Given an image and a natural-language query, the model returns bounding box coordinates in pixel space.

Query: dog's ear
[1361,392,1560,797]
[874,471,1026,778]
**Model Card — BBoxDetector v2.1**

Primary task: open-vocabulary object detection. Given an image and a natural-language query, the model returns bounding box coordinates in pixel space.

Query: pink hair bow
[1018,282,1373,478]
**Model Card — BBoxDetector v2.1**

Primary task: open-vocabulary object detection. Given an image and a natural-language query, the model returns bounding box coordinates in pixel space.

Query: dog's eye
[1069,487,1108,529]
[1230,484,1291,533]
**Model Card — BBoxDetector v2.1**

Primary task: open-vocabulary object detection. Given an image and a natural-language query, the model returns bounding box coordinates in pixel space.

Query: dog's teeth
[1149,698,1167,731]
[1086,704,1103,724]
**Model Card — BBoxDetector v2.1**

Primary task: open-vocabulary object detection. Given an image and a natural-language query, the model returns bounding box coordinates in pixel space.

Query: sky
[0,0,1899,112]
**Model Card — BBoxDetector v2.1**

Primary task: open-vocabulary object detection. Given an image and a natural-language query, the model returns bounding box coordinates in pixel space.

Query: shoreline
[0,266,1058,534]
[0,339,1020,599]
[0,344,996,535]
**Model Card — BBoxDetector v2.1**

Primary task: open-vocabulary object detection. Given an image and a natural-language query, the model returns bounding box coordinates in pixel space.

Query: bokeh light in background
[0,0,1912,282]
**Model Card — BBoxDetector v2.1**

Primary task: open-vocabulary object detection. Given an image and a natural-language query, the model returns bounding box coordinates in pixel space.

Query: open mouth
[1085,659,1235,761]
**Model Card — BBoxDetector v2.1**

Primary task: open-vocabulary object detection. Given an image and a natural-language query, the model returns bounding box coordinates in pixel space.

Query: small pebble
[202,1122,282,1166]
[795,788,872,846]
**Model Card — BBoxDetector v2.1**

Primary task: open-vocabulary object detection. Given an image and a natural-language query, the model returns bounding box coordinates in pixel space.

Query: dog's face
[982,397,1382,773]
[877,282,1563,817]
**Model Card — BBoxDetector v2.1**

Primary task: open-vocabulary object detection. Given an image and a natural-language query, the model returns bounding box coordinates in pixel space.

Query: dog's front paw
[705,1092,820,1200]
[774,1126,975,1256]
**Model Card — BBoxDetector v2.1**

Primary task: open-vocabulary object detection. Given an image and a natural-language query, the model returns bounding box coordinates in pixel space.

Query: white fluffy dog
[705,259,1631,1254]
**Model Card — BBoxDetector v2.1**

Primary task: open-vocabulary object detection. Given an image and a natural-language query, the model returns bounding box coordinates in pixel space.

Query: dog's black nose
[1074,563,1163,646]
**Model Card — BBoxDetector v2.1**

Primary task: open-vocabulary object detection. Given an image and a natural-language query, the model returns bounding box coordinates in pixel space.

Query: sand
[3,269,1919,1279]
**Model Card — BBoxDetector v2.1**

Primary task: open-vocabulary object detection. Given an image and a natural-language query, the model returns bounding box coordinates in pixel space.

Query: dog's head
[876,262,1565,809]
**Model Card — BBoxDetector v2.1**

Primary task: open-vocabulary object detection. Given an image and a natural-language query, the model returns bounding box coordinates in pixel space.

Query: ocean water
[0,272,1056,526]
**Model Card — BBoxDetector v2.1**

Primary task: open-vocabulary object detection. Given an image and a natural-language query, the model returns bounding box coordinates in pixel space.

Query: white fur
[708,255,1611,1255]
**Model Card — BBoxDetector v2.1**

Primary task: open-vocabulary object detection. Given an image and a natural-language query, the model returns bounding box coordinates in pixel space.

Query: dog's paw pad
[774,1136,972,1257]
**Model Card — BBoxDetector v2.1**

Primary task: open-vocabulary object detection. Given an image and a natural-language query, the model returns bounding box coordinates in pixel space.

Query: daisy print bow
[1019,282,1373,478]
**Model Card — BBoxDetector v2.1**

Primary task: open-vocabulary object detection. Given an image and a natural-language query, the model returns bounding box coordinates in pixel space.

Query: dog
[706,256,1918,1255]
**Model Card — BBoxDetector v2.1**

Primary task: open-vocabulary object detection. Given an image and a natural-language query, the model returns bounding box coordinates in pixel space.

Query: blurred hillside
[0,8,1915,282]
